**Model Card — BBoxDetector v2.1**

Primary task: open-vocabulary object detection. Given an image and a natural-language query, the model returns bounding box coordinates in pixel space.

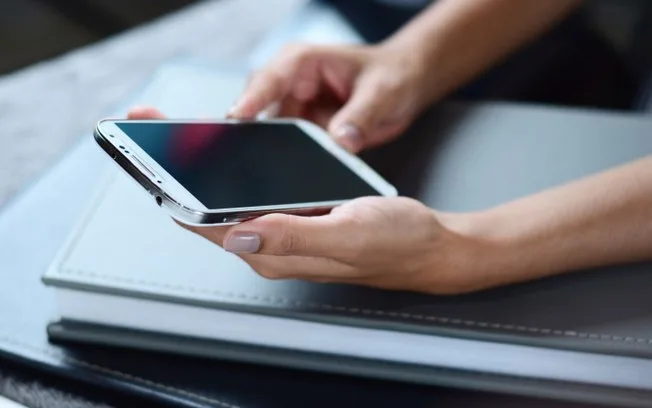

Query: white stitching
[60,268,652,345]
[0,335,240,408]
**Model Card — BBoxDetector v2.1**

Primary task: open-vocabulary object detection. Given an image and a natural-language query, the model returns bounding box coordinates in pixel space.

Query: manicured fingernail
[333,124,362,152]
[224,232,260,253]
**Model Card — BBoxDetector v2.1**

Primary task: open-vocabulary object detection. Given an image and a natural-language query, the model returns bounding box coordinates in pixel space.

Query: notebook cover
[41,76,652,406]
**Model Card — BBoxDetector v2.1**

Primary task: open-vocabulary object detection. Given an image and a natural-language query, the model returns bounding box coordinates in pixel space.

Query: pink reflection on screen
[168,124,227,166]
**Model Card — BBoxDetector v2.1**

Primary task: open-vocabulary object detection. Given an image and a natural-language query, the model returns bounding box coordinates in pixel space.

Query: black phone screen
[115,121,382,209]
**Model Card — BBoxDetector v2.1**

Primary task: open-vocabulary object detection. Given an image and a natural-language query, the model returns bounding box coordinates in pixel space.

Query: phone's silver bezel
[94,118,398,226]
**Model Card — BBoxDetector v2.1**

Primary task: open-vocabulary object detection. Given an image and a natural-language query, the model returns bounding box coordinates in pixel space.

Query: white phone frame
[94,118,398,226]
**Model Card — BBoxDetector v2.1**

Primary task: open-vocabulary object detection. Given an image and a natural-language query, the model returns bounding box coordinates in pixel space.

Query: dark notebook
[40,65,652,408]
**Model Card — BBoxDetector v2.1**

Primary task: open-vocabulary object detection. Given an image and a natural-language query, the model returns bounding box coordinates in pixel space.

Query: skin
[228,0,585,152]
[123,0,652,295]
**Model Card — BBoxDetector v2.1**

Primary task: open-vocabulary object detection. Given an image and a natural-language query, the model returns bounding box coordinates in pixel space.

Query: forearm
[450,156,652,290]
[381,0,584,105]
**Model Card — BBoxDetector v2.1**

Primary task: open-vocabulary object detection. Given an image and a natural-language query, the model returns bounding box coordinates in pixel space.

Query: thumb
[328,75,386,153]
[222,213,341,257]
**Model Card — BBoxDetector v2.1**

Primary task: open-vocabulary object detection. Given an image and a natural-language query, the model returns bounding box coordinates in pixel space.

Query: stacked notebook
[39,57,652,406]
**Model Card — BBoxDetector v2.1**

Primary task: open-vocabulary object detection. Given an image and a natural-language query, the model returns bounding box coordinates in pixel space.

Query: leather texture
[41,99,652,407]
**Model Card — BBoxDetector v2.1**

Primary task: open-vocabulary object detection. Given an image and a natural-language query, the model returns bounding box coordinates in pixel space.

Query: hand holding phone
[96,106,480,296]
[94,116,397,225]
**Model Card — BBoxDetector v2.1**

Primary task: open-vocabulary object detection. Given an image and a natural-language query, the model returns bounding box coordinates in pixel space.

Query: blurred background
[1,0,652,200]
[0,0,651,84]
[0,0,196,74]
[1,0,652,108]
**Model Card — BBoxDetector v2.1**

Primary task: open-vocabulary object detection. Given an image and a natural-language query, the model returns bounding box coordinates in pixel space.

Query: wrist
[430,209,556,294]
[376,36,445,110]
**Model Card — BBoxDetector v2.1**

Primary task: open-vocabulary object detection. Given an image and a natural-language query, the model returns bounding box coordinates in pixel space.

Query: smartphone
[94,118,397,225]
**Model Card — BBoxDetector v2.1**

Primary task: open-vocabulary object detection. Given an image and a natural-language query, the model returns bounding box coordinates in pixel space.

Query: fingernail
[333,124,362,152]
[224,232,261,253]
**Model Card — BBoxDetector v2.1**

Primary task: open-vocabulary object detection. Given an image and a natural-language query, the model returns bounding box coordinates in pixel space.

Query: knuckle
[259,71,285,96]
[375,76,403,95]
[262,214,306,255]
[281,43,315,66]
[278,227,305,255]
[362,68,405,97]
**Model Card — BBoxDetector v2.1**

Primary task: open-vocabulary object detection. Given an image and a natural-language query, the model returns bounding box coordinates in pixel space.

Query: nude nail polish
[224,232,261,253]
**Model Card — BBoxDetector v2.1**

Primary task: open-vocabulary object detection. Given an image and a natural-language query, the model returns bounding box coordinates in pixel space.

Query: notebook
[2,60,483,408]
[40,63,652,407]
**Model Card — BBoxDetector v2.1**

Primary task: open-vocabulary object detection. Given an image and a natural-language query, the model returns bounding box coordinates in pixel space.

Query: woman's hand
[182,196,490,295]
[125,107,495,295]
[228,43,430,153]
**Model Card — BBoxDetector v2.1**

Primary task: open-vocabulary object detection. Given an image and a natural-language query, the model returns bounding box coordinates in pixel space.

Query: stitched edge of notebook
[59,268,652,345]
[0,335,240,408]
[53,172,652,347]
